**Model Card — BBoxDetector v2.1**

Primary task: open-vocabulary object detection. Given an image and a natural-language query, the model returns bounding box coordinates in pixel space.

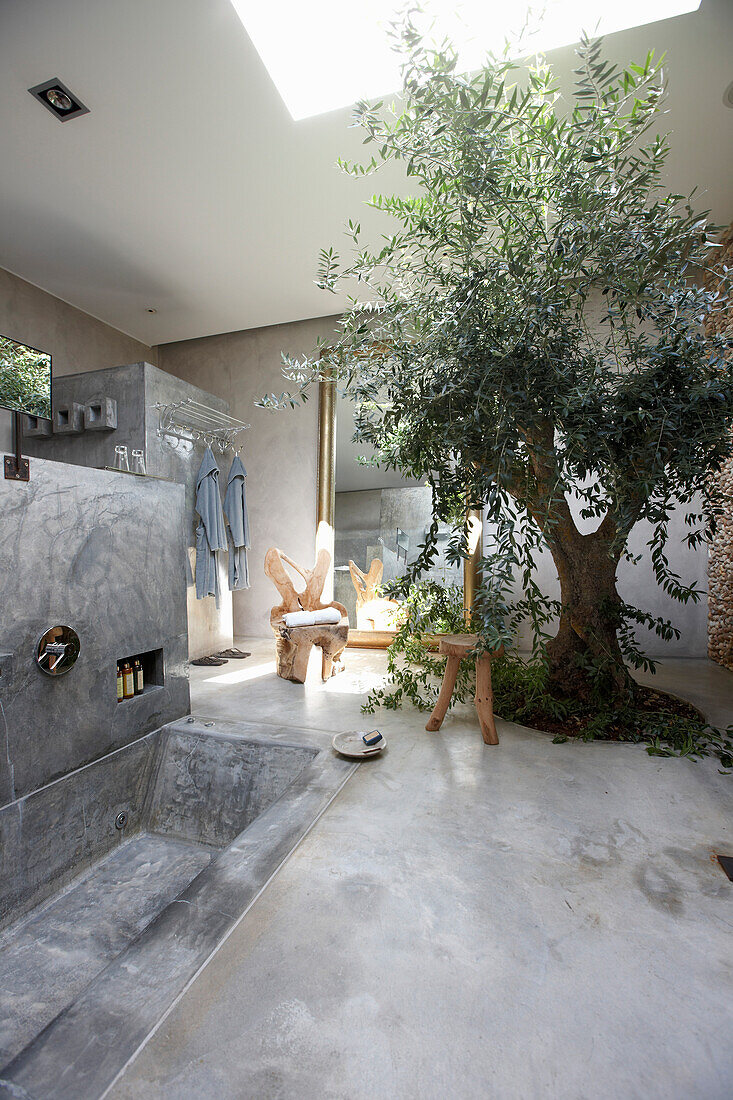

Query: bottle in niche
[122,661,135,700]
[116,663,124,704]
[134,657,144,695]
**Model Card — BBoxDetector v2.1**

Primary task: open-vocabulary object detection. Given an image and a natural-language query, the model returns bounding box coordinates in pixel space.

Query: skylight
[230,1,701,121]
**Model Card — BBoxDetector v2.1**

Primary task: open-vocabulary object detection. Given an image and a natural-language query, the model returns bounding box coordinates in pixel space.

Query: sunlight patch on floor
[203,662,277,685]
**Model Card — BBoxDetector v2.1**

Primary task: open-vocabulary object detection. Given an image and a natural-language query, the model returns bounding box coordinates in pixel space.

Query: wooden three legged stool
[426,635,503,745]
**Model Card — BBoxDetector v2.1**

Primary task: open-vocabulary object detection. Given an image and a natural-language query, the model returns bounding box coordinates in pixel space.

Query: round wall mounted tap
[36,626,80,676]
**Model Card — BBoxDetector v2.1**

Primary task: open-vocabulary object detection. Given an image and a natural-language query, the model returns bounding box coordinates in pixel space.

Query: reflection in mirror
[0,335,52,418]
[334,391,461,638]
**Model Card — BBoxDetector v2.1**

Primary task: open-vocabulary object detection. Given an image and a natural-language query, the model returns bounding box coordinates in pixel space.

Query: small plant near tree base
[260,13,733,760]
[364,580,733,769]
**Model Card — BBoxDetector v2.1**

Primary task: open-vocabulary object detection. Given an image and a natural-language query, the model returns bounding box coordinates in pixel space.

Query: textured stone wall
[704,225,733,671]
[0,458,189,803]
[24,363,234,660]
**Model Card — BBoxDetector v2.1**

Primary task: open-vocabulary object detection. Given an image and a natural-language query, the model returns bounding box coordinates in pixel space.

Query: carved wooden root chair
[265,546,349,684]
[348,558,401,632]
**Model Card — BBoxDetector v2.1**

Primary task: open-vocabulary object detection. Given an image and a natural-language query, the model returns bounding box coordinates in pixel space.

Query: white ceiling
[0,0,731,347]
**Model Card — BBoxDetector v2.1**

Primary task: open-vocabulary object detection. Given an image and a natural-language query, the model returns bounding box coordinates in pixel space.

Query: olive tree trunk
[511,428,636,701]
[543,523,632,699]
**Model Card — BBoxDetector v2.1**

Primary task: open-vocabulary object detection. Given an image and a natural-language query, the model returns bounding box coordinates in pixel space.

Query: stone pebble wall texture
[704,224,733,671]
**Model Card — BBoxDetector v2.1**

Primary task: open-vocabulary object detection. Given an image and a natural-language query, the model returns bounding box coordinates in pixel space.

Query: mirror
[0,334,52,419]
[332,389,463,644]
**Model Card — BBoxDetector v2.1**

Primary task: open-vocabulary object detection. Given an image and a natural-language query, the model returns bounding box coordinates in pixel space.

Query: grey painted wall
[157,317,339,636]
[0,266,156,452]
[0,457,190,805]
[143,364,234,660]
[23,362,234,660]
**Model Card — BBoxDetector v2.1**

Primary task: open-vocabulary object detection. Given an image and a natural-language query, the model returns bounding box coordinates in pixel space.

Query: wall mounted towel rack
[151,398,250,453]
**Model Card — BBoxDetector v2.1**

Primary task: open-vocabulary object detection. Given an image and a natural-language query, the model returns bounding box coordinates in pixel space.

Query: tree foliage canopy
[261,15,733,694]
[0,336,51,418]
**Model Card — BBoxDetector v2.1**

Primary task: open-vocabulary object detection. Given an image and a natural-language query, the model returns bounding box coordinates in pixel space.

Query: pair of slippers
[191,648,251,667]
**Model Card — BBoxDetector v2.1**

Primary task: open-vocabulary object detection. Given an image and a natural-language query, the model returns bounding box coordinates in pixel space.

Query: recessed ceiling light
[28,78,89,122]
[146,308,157,314]
[724,80,733,109]
[230,0,703,120]
[46,88,73,112]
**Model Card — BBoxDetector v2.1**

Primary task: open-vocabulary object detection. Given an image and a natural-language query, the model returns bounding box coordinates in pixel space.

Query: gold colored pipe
[463,506,483,624]
[317,368,336,529]
[316,368,337,600]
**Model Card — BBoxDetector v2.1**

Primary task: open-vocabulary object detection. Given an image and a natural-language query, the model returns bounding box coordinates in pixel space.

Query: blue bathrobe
[195,447,228,607]
[223,455,250,590]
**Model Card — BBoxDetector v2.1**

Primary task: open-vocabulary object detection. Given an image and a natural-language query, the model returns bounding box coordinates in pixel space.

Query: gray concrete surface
[0,457,189,805]
[0,720,315,928]
[148,727,315,847]
[157,316,339,638]
[0,833,214,1066]
[106,643,733,1100]
[0,730,158,927]
[24,361,235,660]
[0,718,354,1100]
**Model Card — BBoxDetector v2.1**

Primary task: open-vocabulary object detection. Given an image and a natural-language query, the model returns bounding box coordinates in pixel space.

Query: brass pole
[463,506,483,624]
[317,369,336,528]
[316,368,337,599]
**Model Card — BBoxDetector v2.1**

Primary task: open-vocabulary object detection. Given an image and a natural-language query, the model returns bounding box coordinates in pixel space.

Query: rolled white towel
[313,607,342,625]
[282,607,342,628]
[283,610,316,627]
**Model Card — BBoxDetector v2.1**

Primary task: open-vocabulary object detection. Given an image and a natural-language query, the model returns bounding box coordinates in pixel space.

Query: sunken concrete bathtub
[0,717,354,1100]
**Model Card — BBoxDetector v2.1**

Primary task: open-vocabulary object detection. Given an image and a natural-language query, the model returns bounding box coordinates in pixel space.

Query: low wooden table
[425,635,503,745]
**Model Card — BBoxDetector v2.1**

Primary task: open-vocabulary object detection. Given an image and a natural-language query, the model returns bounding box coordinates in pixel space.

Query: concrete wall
[23,362,234,661]
[142,364,234,660]
[0,266,156,452]
[157,317,339,637]
[0,457,190,805]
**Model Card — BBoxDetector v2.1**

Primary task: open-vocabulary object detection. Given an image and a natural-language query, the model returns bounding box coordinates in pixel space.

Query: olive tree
[263,18,733,703]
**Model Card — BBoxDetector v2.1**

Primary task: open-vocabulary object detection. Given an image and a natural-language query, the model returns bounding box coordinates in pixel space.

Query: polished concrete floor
[109,643,733,1100]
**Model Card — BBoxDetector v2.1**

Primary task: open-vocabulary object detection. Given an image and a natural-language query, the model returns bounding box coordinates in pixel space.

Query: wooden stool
[426,635,503,745]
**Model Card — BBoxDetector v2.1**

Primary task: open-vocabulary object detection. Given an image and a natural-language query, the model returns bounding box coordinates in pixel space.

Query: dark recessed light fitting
[724,80,733,109]
[28,78,89,122]
[146,308,157,314]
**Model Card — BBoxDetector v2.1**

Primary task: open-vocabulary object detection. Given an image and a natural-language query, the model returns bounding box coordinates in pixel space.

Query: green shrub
[364,580,733,771]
